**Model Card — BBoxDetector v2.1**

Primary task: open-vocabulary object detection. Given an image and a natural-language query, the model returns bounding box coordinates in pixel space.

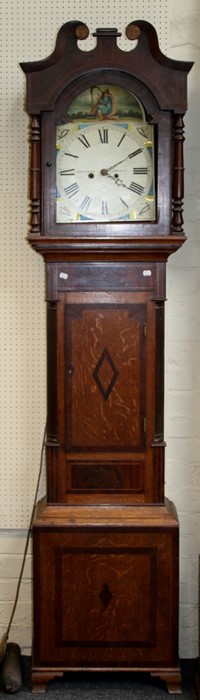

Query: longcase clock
[20,21,193,694]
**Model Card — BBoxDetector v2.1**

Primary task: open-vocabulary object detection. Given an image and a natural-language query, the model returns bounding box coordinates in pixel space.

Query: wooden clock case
[20,21,193,693]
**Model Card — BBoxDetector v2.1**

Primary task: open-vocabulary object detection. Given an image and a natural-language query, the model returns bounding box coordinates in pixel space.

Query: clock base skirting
[31,666,182,694]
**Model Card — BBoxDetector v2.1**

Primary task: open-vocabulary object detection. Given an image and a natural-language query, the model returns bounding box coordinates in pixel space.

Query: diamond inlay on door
[99,582,113,609]
[92,347,119,401]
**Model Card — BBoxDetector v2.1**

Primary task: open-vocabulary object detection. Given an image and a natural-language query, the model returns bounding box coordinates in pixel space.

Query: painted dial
[56,121,155,223]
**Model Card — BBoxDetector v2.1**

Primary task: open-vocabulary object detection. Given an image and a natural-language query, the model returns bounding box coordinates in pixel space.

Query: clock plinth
[20,20,193,694]
[31,498,180,693]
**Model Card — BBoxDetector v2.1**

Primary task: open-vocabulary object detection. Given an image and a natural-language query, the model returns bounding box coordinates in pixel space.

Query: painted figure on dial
[90,87,117,120]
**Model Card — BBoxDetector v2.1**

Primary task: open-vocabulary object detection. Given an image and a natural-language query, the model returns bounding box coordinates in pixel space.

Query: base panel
[32,500,180,693]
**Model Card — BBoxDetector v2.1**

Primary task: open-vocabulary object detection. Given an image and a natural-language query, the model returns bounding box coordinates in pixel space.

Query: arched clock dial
[56,121,155,223]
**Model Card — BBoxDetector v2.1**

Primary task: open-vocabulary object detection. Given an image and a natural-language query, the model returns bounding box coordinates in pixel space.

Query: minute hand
[107,147,143,172]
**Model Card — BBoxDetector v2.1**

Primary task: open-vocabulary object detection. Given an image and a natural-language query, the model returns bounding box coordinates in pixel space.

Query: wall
[0,0,199,658]
[166,0,200,657]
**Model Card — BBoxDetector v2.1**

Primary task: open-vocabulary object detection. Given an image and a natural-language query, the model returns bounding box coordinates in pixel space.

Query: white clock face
[56,121,155,223]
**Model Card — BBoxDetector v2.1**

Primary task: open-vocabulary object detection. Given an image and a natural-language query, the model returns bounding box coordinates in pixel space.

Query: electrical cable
[0,420,47,663]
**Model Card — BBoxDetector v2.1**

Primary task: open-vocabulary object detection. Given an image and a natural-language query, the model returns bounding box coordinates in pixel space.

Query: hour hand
[102,169,129,191]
